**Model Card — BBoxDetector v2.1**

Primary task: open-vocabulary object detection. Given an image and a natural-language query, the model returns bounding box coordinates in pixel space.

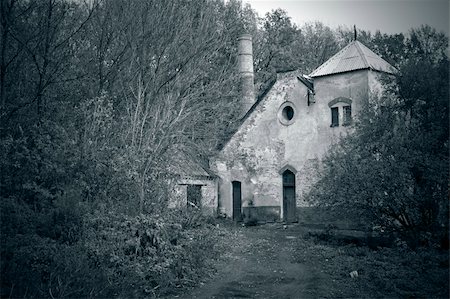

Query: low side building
[171,157,218,215]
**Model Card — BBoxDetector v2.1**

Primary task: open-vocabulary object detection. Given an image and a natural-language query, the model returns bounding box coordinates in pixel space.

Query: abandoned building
[175,34,396,223]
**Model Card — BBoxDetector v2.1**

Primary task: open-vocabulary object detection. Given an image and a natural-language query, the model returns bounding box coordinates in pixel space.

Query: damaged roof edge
[297,75,314,93]
[215,76,277,152]
[215,70,316,154]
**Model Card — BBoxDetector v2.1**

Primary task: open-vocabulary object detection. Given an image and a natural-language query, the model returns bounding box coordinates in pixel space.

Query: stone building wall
[211,69,373,222]
[170,178,218,216]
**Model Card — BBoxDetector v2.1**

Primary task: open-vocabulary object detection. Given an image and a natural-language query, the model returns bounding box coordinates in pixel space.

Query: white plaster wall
[212,70,371,219]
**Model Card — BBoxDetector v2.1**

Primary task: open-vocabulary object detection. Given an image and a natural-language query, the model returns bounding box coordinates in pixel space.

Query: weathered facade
[209,36,396,223]
[171,157,218,215]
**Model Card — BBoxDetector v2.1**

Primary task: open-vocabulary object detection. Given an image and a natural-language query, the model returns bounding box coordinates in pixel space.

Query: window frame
[330,107,339,127]
[343,105,352,126]
[328,97,353,128]
[278,101,297,126]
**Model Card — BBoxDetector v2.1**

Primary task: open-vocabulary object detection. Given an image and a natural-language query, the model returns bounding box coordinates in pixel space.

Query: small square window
[343,105,352,125]
[331,107,339,127]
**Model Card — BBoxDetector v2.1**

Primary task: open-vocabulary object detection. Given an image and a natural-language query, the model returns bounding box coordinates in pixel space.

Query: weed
[296,229,449,298]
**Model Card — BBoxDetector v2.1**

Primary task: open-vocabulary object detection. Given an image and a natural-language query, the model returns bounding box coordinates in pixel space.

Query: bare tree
[112,0,241,212]
[1,0,96,124]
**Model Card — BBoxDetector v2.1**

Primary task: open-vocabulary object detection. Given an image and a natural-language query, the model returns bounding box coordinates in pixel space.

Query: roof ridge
[309,42,349,77]
[309,40,396,78]
[354,41,369,69]
[357,41,397,68]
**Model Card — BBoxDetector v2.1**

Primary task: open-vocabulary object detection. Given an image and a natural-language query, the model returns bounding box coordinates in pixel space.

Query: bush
[83,209,220,297]
[307,89,448,246]
[1,232,108,298]
[1,196,223,298]
[0,198,109,298]
[297,232,449,298]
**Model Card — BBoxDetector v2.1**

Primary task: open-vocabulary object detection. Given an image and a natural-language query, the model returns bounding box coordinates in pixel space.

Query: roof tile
[309,41,396,77]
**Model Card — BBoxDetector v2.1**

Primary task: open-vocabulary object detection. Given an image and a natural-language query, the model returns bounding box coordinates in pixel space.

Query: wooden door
[283,170,296,223]
[232,181,242,221]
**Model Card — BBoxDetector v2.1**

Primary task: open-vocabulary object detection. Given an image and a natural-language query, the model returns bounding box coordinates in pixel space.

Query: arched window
[328,97,352,127]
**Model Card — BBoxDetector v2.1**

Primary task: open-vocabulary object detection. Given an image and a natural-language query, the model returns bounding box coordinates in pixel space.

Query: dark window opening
[307,90,315,105]
[331,107,339,127]
[187,185,202,209]
[343,105,352,125]
[282,106,294,121]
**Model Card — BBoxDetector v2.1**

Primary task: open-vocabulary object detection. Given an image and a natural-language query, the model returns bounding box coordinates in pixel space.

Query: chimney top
[238,33,252,41]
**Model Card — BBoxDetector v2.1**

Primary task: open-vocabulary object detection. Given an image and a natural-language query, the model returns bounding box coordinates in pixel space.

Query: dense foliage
[1,198,222,297]
[307,26,449,247]
[0,0,252,297]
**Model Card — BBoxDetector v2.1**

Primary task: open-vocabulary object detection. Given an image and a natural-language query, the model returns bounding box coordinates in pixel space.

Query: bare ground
[171,222,449,299]
[177,223,324,299]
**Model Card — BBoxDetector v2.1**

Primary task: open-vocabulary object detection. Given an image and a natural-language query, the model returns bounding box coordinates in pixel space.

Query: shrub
[1,233,108,298]
[0,198,108,298]
[307,92,448,246]
[83,209,220,297]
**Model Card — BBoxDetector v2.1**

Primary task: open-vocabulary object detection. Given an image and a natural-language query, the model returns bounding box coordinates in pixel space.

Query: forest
[1,0,448,297]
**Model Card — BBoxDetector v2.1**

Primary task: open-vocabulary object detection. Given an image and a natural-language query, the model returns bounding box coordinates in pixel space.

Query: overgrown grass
[297,229,449,298]
[0,197,231,298]
[83,209,227,297]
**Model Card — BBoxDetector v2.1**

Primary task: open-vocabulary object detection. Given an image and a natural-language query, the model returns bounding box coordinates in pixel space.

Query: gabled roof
[216,76,277,151]
[178,158,216,178]
[170,151,217,179]
[216,71,315,152]
[215,42,397,155]
[309,40,396,78]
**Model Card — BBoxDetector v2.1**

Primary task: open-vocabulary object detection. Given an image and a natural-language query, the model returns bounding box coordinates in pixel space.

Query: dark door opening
[282,170,296,223]
[232,181,242,221]
[187,185,202,209]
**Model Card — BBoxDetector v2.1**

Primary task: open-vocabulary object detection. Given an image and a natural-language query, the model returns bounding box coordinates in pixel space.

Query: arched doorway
[282,170,296,223]
[232,181,242,221]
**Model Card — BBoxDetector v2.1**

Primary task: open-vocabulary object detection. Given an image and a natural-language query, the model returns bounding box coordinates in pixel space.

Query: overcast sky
[243,0,449,36]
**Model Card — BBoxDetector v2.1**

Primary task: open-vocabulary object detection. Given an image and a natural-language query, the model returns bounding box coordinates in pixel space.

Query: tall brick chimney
[237,34,255,117]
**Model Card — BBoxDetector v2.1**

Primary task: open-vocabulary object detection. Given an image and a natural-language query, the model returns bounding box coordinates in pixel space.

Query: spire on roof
[354,25,357,41]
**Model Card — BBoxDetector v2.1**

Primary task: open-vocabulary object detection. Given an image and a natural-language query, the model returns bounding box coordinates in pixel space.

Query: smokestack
[237,34,255,117]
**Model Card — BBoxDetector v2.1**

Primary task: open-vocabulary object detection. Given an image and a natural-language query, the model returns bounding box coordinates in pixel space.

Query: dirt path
[179,223,321,299]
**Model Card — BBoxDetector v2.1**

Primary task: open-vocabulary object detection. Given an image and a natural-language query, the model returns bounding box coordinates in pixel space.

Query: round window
[282,106,294,121]
[278,101,296,126]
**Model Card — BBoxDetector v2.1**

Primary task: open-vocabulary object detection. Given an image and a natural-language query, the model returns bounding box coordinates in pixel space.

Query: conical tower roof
[309,40,396,78]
